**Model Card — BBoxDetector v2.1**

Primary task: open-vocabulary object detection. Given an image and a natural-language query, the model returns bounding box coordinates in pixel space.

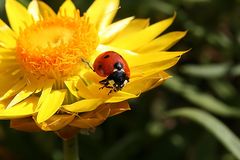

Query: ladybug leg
[99,79,113,90]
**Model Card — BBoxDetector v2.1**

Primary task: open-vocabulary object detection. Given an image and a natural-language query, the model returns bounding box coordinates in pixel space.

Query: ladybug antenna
[81,58,94,71]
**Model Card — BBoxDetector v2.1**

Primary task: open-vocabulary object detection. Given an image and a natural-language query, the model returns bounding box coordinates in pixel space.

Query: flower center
[16,14,98,79]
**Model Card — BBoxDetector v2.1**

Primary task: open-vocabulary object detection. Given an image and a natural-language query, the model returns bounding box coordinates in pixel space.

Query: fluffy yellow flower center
[16,15,98,79]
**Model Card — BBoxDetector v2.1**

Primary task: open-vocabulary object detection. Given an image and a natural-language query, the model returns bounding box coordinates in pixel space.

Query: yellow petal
[115,18,150,37]
[109,13,176,50]
[37,90,66,123]
[6,81,40,109]
[10,117,41,132]
[130,57,180,78]
[0,78,26,101]
[63,99,104,112]
[37,1,56,18]
[0,50,16,60]
[58,0,76,18]
[28,0,41,21]
[64,77,79,98]
[86,0,119,31]
[124,72,171,95]
[0,19,16,48]
[0,96,38,119]
[5,0,33,34]
[35,115,75,131]
[105,91,138,103]
[0,69,22,96]
[138,31,187,52]
[99,16,134,43]
[76,77,95,99]
[125,50,187,67]
[0,98,11,110]
[37,79,55,108]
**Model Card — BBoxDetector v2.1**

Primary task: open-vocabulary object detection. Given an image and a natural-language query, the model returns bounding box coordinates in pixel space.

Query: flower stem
[63,136,79,160]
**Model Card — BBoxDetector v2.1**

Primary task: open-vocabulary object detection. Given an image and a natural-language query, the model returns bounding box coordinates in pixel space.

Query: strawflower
[0,0,187,139]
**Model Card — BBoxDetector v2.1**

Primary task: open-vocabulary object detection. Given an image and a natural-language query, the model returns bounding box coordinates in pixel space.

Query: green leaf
[231,64,240,76]
[168,107,240,159]
[180,63,230,79]
[164,76,240,117]
[209,80,237,100]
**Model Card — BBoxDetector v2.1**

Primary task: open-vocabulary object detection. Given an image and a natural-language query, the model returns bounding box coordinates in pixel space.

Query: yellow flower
[0,0,187,138]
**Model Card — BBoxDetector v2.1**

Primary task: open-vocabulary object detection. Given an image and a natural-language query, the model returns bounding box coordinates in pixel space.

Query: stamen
[16,14,99,79]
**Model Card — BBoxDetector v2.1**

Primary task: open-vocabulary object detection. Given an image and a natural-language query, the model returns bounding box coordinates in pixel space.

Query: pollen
[16,13,98,79]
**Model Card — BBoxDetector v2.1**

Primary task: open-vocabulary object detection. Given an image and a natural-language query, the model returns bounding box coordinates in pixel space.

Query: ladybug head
[114,62,123,71]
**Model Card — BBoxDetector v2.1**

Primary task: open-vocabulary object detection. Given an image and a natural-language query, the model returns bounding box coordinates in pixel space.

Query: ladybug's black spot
[103,55,110,59]
[98,64,102,69]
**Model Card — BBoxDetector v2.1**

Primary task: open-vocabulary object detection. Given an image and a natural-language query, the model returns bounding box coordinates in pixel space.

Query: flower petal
[63,99,104,112]
[5,0,33,34]
[70,104,110,128]
[105,91,138,103]
[37,1,56,18]
[76,77,96,98]
[10,117,41,132]
[35,115,75,131]
[115,18,150,37]
[6,81,40,109]
[37,90,66,123]
[0,69,22,96]
[55,126,79,140]
[130,57,180,78]
[28,0,41,21]
[0,19,16,48]
[64,77,79,98]
[108,101,131,116]
[99,16,134,43]
[0,78,26,101]
[0,96,39,119]
[138,31,187,52]
[109,13,176,50]
[124,71,170,95]
[0,49,16,60]
[58,0,76,18]
[125,50,187,67]
[86,0,119,31]
[37,79,55,108]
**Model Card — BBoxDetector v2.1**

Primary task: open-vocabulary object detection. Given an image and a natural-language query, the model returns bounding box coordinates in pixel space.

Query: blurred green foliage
[1,0,240,160]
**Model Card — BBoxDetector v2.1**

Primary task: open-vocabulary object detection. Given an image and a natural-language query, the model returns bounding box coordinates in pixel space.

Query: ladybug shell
[93,51,130,77]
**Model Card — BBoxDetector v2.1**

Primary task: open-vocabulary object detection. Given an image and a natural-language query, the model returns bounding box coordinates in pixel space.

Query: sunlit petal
[99,17,134,43]
[58,0,77,18]
[63,99,104,112]
[5,0,33,34]
[109,13,176,50]
[37,90,66,123]
[138,31,187,52]
[86,0,119,31]
[0,96,39,119]
[0,19,16,48]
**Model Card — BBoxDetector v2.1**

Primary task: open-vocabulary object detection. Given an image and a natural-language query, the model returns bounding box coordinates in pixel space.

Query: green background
[0,0,240,160]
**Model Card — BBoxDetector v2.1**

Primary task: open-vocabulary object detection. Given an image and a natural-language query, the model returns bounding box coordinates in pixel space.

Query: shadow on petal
[10,117,41,132]
[70,104,111,128]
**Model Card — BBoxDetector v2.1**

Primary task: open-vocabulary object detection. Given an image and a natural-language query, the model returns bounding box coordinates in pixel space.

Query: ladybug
[93,51,130,94]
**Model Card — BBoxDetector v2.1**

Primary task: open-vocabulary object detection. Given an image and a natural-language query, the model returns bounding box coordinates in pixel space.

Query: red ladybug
[93,51,130,94]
